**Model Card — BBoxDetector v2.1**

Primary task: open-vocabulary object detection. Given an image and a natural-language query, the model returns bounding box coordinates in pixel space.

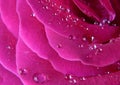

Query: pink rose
[0,0,120,85]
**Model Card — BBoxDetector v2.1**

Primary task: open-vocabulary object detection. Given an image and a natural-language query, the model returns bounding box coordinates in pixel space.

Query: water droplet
[99,23,103,27]
[112,24,117,26]
[66,8,70,13]
[31,13,36,17]
[94,21,98,25]
[69,79,77,84]
[18,68,28,75]
[68,35,73,40]
[7,45,11,49]
[91,36,95,42]
[80,77,86,81]
[93,44,97,49]
[68,35,76,40]
[65,74,73,80]
[65,74,77,84]
[57,44,62,48]
[95,48,103,55]
[45,6,48,9]
[78,44,84,48]
[33,73,48,83]
[105,71,110,74]
[82,37,87,41]
[82,18,86,21]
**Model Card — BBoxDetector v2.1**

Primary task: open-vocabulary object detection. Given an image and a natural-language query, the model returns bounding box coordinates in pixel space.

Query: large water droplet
[33,73,48,83]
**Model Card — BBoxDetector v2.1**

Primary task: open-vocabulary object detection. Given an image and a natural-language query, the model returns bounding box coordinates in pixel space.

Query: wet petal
[0,16,17,73]
[17,0,54,59]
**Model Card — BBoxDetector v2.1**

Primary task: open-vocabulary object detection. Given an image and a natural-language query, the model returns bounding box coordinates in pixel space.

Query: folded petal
[17,0,56,59]
[16,38,70,85]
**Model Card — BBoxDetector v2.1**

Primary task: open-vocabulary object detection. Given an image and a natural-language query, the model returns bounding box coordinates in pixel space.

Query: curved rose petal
[73,0,115,21]
[0,63,23,85]
[77,71,120,85]
[99,0,115,21]
[27,0,120,67]
[27,0,119,43]
[45,27,120,67]
[16,38,120,85]
[16,0,57,59]
[0,0,19,38]
[85,38,120,67]
[110,0,120,25]
[16,38,70,85]
[0,17,17,73]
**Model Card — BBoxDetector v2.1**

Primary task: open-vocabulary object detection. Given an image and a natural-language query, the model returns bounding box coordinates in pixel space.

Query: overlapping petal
[0,0,19,38]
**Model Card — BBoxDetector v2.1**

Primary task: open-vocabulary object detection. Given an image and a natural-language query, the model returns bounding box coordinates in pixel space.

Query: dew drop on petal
[82,37,87,41]
[57,44,62,48]
[18,68,28,75]
[65,74,77,84]
[33,73,48,83]
[65,74,73,80]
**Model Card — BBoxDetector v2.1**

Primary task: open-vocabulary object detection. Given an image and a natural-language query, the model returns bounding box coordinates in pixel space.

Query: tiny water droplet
[33,73,48,83]
[7,45,11,49]
[68,35,76,40]
[78,44,84,48]
[18,68,28,75]
[68,35,73,40]
[99,23,103,27]
[65,74,73,80]
[80,77,86,81]
[31,13,36,17]
[57,44,62,48]
[82,37,87,41]
[66,8,70,13]
[91,36,95,42]
[65,74,77,84]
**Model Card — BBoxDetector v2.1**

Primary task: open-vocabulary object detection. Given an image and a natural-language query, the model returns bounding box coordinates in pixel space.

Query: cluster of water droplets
[18,68,48,84]
[65,74,86,84]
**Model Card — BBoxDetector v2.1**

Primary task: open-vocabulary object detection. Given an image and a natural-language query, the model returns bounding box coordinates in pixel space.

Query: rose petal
[27,0,120,67]
[73,0,115,21]
[0,16,17,73]
[16,38,70,85]
[27,0,119,42]
[16,0,59,59]
[16,38,120,85]
[0,0,19,38]
[0,63,23,85]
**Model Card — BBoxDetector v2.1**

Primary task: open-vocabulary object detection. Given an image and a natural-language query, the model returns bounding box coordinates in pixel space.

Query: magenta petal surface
[17,0,56,59]
[0,63,23,85]
[26,0,120,67]
[16,39,120,85]
[0,17,17,73]
[0,0,19,37]
[16,38,70,85]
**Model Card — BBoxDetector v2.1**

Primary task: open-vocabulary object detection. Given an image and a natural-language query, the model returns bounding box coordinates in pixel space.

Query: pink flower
[0,0,120,85]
